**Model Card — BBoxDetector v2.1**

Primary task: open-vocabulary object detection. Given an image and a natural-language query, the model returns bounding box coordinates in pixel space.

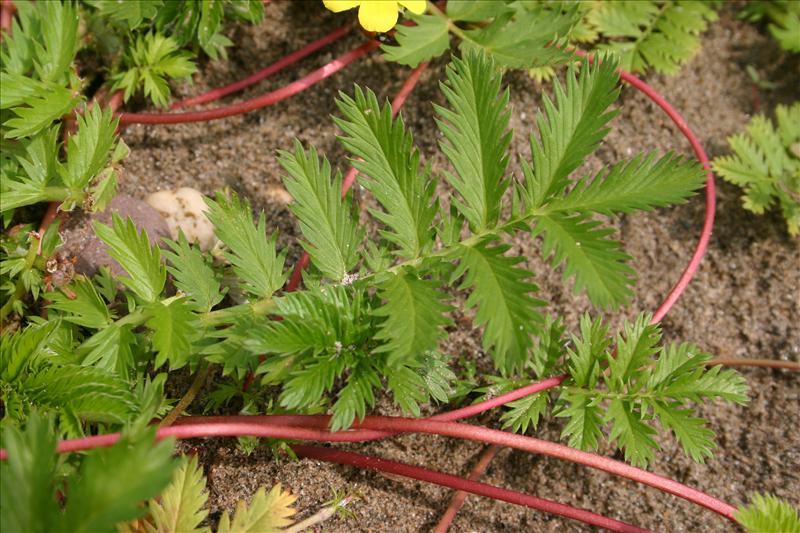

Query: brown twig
[433,444,502,533]
[709,357,800,371]
[158,363,210,428]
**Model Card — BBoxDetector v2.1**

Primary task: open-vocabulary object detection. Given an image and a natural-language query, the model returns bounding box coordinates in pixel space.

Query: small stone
[265,185,293,206]
[58,194,171,277]
[146,187,216,251]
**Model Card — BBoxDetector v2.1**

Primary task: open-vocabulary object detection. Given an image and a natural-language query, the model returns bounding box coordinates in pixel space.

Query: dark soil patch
[120,3,799,531]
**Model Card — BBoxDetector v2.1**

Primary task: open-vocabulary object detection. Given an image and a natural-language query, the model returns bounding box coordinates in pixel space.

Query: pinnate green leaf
[381,13,449,67]
[435,51,511,231]
[524,58,620,209]
[216,484,296,533]
[452,241,543,374]
[278,141,360,281]
[335,86,437,259]
[164,231,225,313]
[147,297,195,369]
[143,455,210,533]
[547,152,707,215]
[459,5,576,69]
[736,494,800,533]
[373,269,452,368]
[205,193,286,299]
[61,106,119,191]
[534,213,634,308]
[47,277,111,329]
[94,214,166,302]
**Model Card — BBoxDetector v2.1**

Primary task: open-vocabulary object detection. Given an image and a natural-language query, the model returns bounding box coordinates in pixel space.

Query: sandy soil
[119,3,799,531]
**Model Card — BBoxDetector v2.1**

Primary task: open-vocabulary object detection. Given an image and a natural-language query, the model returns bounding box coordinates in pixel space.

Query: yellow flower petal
[358,1,399,33]
[398,0,426,15]
[323,0,361,13]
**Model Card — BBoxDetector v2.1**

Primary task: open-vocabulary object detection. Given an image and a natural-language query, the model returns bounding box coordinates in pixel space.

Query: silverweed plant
[2,9,798,528]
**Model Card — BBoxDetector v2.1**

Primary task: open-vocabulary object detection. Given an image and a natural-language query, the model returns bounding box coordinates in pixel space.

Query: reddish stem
[292,444,652,533]
[118,40,380,125]
[433,444,501,533]
[0,0,15,37]
[8,415,737,524]
[171,25,353,110]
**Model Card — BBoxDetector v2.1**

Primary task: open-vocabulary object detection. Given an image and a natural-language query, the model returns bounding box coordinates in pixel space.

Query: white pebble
[146,187,216,251]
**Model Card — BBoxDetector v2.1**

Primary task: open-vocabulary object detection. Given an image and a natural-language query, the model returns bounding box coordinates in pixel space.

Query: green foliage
[205,193,286,299]
[553,314,748,467]
[0,321,141,433]
[126,455,210,533]
[334,86,437,259]
[452,241,543,374]
[522,58,705,306]
[153,0,265,60]
[278,141,362,281]
[435,52,511,231]
[736,494,800,533]
[381,12,450,67]
[163,231,226,313]
[1,47,733,480]
[382,1,578,69]
[373,269,452,368]
[0,412,176,533]
[110,32,196,108]
[712,102,800,235]
[94,214,166,302]
[741,0,800,53]
[1,107,125,213]
[584,1,718,74]
[120,453,297,533]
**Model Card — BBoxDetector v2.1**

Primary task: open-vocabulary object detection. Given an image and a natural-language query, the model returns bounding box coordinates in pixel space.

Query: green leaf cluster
[735,493,800,533]
[582,0,719,74]
[118,454,297,533]
[740,0,800,53]
[382,0,578,68]
[712,102,800,235]
[110,32,196,108]
[0,412,177,533]
[2,51,727,478]
[553,314,748,467]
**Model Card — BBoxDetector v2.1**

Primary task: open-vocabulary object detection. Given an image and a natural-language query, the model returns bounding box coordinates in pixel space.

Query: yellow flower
[323,0,427,33]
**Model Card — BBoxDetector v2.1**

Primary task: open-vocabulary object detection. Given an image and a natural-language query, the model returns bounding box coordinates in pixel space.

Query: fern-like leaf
[524,58,620,209]
[94,214,166,302]
[61,106,119,192]
[712,103,800,235]
[434,51,511,231]
[146,298,195,369]
[278,141,361,281]
[334,87,437,259]
[163,231,225,313]
[533,213,634,308]
[373,269,452,368]
[547,152,707,215]
[205,193,286,299]
[459,4,577,69]
[452,241,543,374]
[330,359,381,431]
[144,455,210,533]
[587,1,718,74]
[735,493,800,533]
[605,398,659,467]
[216,484,296,533]
[381,13,449,67]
